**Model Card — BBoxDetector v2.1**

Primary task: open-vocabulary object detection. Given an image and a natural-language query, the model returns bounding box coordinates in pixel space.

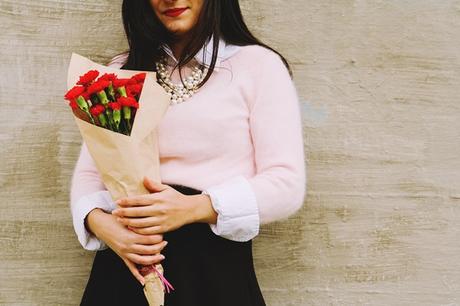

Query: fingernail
[160,254,165,260]
[164,241,168,246]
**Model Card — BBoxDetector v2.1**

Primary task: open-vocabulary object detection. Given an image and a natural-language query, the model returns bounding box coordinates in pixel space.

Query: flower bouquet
[66,53,172,306]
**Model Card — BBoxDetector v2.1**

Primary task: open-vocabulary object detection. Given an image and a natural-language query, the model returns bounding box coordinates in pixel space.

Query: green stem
[75,96,95,124]
[76,96,89,112]
[116,86,130,134]
[105,108,115,131]
[97,90,109,106]
[98,113,108,128]
[85,111,95,124]
[122,106,132,132]
[112,109,121,131]
[117,86,127,98]
[106,83,116,101]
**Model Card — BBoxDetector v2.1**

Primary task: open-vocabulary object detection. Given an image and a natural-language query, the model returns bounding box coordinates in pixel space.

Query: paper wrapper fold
[144,265,167,306]
[67,53,171,306]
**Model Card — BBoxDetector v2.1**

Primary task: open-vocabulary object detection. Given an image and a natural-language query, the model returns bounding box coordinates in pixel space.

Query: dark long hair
[116,0,292,88]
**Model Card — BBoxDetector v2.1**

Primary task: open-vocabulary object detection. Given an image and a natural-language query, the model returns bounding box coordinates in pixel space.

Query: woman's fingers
[136,233,164,245]
[118,216,163,228]
[113,205,153,217]
[116,194,162,207]
[131,240,169,255]
[127,252,165,266]
[121,256,145,286]
[130,225,165,235]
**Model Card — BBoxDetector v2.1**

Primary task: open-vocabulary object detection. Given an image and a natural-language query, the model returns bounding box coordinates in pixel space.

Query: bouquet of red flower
[65,69,146,136]
[66,53,172,306]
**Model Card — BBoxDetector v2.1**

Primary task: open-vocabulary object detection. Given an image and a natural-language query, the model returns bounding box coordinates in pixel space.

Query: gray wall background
[1,0,460,305]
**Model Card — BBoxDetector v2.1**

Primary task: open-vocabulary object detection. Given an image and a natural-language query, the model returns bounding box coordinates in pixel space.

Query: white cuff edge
[71,190,116,251]
[202,175,260,242]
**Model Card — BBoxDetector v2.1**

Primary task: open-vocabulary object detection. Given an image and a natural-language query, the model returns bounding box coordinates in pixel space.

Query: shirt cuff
[71,190,117,251]
[201,175,260,242]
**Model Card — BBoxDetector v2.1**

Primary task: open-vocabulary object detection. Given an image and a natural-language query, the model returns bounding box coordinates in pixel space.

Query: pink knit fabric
[70,44,306,249]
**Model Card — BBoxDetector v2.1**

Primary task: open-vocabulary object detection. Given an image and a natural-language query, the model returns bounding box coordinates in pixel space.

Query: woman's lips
[164,7,187,17]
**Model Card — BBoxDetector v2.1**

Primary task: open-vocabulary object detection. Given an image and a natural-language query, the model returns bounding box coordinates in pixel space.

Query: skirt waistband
[168,183,202,196]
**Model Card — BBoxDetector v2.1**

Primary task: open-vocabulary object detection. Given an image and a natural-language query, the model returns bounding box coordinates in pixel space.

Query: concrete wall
[1,0,460,305]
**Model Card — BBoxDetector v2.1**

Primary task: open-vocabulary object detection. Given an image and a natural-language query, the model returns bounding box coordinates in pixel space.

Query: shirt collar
[160,36,241,72]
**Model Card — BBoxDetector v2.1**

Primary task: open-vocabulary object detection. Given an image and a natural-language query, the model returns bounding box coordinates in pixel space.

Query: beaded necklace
[155,56,208,105]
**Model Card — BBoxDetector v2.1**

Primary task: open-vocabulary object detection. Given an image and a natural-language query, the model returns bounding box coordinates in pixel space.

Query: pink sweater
[70,42,306,251]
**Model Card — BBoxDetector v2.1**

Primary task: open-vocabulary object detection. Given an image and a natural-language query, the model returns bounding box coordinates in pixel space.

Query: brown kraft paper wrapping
[67,53,171,306]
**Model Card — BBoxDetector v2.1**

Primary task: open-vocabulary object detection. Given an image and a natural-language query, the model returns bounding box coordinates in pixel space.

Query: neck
[168,32,192,60]
[171,42,186,60]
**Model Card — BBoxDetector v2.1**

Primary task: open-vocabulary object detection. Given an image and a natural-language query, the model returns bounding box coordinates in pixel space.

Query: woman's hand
[86,208,168,285]
[112,176,218,235]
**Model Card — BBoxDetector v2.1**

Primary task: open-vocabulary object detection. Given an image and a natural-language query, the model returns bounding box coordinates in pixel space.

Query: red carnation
[126,84,142,97]
[108,101,121,110]
[81,91,91,100]
[118,96,139,109]
[68,100,78,110]
[127,78,138,85]
[113,78,130,88]
[77,70,99,86]
[132,73,146,82]
[98,73,117,82]
[89,104,106,117]
[64,85,86,100]
[87,79,110,96]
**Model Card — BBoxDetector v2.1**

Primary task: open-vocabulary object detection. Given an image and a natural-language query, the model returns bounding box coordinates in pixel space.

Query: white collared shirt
[160,36,242,72]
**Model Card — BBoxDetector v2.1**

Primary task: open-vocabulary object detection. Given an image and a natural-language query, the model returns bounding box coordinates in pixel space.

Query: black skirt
[80,184,266,306]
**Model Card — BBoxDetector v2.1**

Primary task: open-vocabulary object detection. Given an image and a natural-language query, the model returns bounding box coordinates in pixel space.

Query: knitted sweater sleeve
[202,48,307,242]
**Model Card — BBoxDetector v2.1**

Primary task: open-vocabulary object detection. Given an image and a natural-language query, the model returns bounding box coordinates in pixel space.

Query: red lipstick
[164,7,187,17]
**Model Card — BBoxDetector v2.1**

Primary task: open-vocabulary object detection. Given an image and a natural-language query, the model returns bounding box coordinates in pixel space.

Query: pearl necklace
[155,56,208,105]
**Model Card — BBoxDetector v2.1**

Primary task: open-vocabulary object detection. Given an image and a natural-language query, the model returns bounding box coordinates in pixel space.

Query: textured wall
[1,0,460,305]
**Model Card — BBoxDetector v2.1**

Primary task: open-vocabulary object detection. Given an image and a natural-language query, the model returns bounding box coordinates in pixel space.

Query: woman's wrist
[187,194,218,225]
[85,208,108,239]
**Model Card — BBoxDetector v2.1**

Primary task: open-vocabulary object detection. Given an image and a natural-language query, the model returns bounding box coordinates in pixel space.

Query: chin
[166,25,191,36]
[162,18,193,33]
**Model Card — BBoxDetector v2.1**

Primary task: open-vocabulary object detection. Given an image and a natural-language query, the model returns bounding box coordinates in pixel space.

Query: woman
[70,0,306,305]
